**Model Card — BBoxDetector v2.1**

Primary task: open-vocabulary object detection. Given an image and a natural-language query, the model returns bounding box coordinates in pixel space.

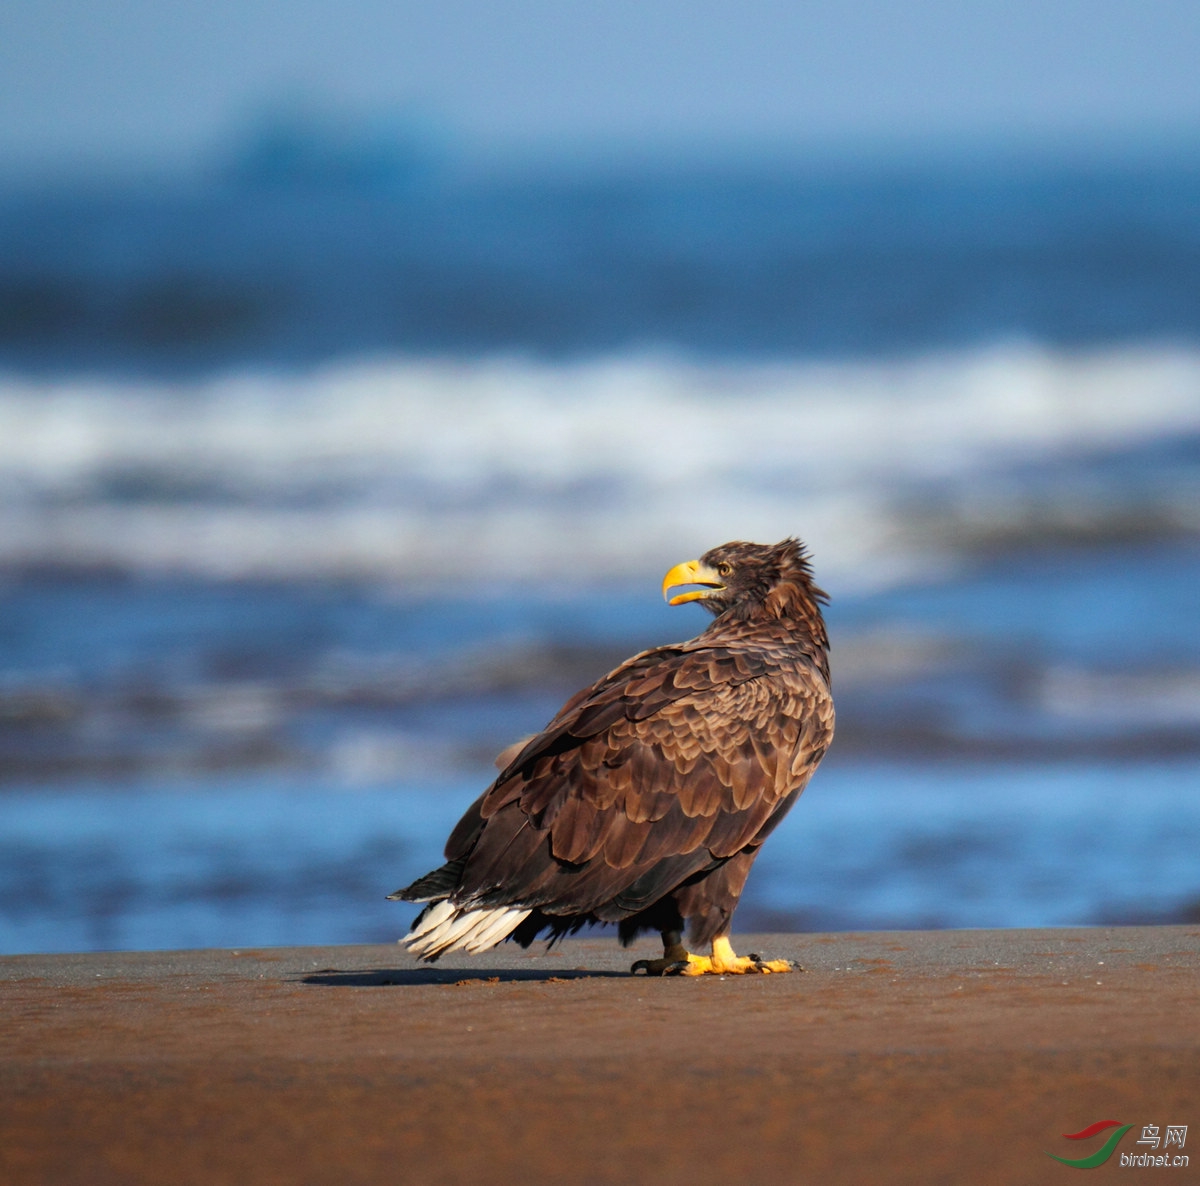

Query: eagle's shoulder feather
[453,635,831,901]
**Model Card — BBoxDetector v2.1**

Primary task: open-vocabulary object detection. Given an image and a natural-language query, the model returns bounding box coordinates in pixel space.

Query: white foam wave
[1,343,1197,588]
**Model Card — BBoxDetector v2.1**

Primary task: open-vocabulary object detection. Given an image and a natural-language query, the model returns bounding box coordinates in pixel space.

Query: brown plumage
[391,537,834,975]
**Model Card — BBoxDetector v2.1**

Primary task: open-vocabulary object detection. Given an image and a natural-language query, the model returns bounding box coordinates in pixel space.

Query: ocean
[1,150,1198,952]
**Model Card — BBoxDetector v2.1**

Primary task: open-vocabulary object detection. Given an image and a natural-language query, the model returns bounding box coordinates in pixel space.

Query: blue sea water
[3,533,1199,952]
[3,758,1198,955]
[2,152,1200,371]
[1,150,1199,952]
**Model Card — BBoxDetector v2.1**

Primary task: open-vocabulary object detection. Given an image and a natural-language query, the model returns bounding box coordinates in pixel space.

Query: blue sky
[2,0,1199,170]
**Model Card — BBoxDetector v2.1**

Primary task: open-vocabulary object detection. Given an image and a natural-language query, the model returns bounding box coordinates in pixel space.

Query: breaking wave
[1,342,1198,589]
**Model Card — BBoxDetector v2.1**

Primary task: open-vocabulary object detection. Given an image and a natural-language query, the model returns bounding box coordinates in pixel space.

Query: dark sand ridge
[3,927,1197,1185]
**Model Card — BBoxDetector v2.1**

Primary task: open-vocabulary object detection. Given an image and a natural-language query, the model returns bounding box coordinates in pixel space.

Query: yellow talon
[631,933,799,976]
[677,938,790,975]
[677,953,716,975]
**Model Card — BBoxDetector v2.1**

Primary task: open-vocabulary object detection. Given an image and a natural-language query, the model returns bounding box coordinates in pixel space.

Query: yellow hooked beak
[662,559,726,606]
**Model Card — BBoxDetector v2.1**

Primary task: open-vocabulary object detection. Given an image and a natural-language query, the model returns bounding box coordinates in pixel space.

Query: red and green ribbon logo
[1046,1121,1133,1168]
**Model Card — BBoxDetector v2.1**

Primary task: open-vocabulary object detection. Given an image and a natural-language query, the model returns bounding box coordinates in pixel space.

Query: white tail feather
[405,898,455,942]
[402,901,531,960]
[455,911,502,951]
[464,908,530,953]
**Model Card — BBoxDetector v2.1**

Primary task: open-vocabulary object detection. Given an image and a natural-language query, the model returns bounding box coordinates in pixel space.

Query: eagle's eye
[716,562,732,578]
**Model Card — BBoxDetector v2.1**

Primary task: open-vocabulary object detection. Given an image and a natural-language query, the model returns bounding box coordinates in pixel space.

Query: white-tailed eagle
[391,538,834,975]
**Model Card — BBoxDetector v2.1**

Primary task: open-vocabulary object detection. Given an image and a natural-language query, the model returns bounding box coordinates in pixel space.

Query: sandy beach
[2,926,1197,1185]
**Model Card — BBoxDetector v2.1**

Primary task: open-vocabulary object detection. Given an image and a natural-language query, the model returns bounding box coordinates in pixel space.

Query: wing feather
[444,638,833,920]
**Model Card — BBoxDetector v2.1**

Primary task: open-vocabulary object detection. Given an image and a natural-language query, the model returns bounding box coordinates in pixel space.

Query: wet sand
[2,927,1197,1185]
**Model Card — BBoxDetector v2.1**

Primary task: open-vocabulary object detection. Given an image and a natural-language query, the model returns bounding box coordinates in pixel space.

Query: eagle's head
[662,538,828,628]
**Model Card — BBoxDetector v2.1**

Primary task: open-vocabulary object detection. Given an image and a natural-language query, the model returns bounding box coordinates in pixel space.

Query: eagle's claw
[630,958,691,976]
[750,956,802,973]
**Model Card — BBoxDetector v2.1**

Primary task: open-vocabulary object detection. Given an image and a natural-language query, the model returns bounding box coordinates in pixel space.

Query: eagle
[390,538,833,976]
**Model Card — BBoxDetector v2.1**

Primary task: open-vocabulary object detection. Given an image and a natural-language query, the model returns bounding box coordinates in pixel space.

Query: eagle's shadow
[301,966,628,987]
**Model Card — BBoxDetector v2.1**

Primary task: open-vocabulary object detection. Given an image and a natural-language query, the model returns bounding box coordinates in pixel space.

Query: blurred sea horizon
[4,136,1200,373]
[2,142,1199,952]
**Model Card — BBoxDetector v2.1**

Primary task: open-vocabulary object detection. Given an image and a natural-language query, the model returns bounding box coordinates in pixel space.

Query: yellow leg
[632,933,796,976]
[677,935,794,976]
